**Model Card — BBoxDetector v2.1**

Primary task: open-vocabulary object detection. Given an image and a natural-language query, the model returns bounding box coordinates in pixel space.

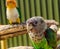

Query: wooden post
[1,39,7,49]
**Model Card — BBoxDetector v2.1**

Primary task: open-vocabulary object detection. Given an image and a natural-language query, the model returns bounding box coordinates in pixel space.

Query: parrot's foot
[11,22,20,27]
[8,20,19,25]
[9,21,20,27]
[12,22,20,25]
[9,24,20,28]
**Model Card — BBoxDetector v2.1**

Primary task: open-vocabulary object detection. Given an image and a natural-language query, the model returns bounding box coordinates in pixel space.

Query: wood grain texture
[0,23,27,40]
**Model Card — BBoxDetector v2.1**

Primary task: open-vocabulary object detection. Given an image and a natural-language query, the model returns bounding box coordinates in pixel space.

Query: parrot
[26,16,57,49]
[6,0,20,24]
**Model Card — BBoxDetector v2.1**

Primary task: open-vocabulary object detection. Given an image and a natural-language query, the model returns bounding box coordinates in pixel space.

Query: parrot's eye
[34,21,37,24]
[31,21,37,26]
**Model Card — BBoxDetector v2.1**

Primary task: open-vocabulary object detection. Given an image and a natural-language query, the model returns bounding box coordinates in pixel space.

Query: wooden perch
[0,23,27,40]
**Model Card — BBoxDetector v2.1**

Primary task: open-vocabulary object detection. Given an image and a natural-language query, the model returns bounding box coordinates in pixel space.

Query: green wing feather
[45,28,57,49]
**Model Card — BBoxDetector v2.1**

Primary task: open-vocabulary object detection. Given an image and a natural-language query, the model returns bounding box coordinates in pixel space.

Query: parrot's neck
[28,31,45,43]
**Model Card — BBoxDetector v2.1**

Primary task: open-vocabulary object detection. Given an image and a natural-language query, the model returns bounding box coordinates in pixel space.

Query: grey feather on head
[26,16,47,33]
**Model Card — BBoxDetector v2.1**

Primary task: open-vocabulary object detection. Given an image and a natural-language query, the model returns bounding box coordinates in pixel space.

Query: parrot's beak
[26,19,38,33]
[28,24,33,29]
[27,23,33,32]
[27,23,38,33]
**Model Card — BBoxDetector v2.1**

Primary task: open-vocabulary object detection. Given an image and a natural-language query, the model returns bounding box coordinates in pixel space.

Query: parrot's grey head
[26,16,47,33]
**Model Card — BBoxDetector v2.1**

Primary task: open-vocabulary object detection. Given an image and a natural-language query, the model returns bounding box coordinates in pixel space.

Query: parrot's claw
[10,24,19,28]
[13,24,20,27]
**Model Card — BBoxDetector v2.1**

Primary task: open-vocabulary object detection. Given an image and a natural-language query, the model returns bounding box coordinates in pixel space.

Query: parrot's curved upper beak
[27,23,38,33]
[27,23,33,31]
[26,19,38,33]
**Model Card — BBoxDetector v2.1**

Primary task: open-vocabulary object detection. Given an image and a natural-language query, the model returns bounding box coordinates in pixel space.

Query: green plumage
[45,28,57,49]
[26,16,57,49]
[30,28,57,49]
[30,37,53,49]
